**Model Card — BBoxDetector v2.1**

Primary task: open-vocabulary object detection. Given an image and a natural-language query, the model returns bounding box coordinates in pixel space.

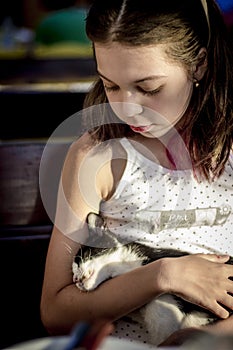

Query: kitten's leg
[180,311,215,329]
[141,294,186,346]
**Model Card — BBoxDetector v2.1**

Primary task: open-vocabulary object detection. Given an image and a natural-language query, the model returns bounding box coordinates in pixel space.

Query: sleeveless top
[100,137,233,345]
[101,137,233,255]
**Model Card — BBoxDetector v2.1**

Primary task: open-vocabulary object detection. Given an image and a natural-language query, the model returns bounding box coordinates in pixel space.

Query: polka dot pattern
[101,139,233,254]
[111,318,155,348]
[100,138,233,345]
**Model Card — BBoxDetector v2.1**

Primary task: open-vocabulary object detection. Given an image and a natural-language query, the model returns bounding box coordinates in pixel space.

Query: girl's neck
[130,133,192,171]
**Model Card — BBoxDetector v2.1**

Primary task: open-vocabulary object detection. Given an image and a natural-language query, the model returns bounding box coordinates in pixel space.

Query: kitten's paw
[72,261,79,283]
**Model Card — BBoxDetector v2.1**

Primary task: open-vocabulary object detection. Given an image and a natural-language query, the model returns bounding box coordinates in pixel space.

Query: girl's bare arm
[40,133,164,334]
[40,133,233,335]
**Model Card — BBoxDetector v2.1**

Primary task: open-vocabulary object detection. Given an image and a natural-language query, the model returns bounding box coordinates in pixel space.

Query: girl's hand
[159,253,233,318]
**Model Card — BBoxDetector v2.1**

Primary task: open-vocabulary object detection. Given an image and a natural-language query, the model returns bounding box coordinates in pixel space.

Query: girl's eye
[104,85,119,92]
[103,83,162,95]
[137,86,162,96]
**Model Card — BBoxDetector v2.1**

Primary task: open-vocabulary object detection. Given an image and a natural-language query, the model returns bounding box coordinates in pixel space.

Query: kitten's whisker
[63,242,73,254]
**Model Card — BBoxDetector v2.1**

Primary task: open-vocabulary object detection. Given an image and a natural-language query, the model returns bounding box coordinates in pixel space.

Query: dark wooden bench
[0,139,72,348]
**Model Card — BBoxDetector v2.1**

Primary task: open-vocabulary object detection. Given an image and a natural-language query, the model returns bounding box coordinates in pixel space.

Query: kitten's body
[72,213,233,346]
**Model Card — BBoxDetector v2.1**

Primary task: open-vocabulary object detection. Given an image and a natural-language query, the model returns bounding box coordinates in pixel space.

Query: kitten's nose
[77,282,87,292]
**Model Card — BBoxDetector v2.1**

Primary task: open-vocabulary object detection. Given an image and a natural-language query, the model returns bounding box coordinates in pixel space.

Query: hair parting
[84,0,233,181]
[200,0,210,45]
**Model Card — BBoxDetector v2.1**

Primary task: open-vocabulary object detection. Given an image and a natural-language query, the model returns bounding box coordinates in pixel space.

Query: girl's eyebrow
[135,75,167,83]
[97,71,113,82]
[97,70,167,83]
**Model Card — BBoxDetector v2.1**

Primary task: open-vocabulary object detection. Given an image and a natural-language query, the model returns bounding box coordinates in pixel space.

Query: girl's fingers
[165,254,233,318]
[218,293,233,312]
[214,302,230,319]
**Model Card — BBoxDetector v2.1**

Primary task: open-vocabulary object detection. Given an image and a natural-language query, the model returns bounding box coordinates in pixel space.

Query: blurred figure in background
[35,0,92,45]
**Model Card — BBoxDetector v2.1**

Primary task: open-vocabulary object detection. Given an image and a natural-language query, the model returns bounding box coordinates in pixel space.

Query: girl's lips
[130,125,151,133]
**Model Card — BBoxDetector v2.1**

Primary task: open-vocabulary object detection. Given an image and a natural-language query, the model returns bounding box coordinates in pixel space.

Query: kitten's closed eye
[72,261,95,291]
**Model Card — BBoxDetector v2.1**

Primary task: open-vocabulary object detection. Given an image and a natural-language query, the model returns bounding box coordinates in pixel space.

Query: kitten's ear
[87,212,104,229]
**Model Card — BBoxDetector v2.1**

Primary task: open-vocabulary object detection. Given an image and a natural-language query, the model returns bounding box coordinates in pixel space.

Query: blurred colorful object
[35,8,91,45]
[217,0,233,12]
[217,0,233,26]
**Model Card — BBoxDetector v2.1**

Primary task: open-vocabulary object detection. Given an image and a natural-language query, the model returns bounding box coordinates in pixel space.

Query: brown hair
[83,0,233,180]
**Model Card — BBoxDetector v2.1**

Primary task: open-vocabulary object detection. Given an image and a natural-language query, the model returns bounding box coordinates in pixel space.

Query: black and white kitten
[72,212,233,346]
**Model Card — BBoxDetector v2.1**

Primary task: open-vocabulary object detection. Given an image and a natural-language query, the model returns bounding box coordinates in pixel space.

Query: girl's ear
[193,47,208,81]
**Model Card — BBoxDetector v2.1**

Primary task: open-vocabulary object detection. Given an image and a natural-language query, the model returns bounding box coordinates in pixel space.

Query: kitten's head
[72,259,96,291]
[72,212,123,291]
[72,247,113,291]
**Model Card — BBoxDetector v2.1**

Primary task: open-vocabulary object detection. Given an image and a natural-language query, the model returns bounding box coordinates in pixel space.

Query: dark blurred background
[0,2,95,349]
[0,0,96,140]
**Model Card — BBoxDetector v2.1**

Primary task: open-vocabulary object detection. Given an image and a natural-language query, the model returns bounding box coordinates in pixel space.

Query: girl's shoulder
[68,132,96,160]
[67,133,126,161]
[64,133,127,201]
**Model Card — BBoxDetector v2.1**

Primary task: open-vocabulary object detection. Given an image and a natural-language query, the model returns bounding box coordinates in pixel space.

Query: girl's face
[95,42,194,138]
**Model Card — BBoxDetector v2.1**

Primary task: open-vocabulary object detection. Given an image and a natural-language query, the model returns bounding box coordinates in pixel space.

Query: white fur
[72,245,144,291]
[140,295,185,345]
[138,295,213,346]
[72,245,214,346]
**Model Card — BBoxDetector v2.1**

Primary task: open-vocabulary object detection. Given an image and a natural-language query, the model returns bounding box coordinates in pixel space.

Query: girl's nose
[121,102,143,117]
[117,90,143,116]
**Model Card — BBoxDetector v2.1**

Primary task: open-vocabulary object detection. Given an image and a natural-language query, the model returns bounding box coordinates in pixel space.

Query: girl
[40,0,233,346]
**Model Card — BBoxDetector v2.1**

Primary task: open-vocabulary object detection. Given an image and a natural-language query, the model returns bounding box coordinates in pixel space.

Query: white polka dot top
[101,137,233,255]
[100,137,233,346]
